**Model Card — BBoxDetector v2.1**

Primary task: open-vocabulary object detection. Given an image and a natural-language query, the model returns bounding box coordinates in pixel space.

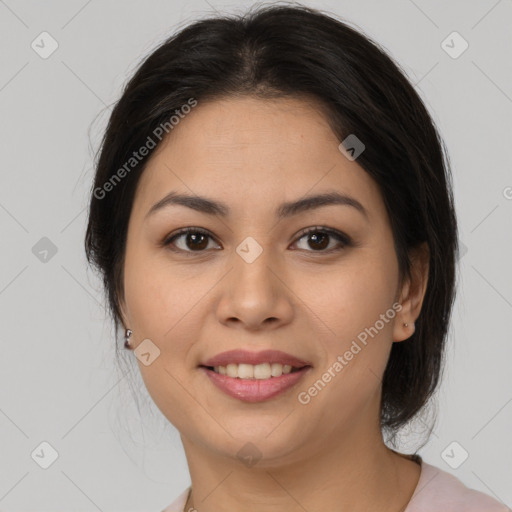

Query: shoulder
[161,487,191,512]
[406,460,510,512]
[160,464,511,512]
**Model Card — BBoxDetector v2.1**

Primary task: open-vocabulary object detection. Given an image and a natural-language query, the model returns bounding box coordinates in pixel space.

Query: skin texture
[120,96,429,512]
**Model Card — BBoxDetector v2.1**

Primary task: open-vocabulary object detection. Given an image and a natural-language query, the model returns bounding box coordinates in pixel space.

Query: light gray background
[0,0,511,510]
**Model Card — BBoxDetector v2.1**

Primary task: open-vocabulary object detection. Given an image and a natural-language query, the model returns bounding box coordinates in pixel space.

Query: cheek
[123,247,214,358]
[301,250,398,373]
[124,253,204,421]
[123,244,180,338]
[312,261,396,330]
[296,262,397,420]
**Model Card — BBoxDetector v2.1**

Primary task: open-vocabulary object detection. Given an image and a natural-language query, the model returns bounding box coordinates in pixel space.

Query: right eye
[162,227,221,254]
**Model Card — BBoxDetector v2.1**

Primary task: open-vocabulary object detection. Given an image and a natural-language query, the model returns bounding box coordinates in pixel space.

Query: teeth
[212,362,295,379]
[238,363,254,379]
[254,363,271,379]
[226,364,238,378]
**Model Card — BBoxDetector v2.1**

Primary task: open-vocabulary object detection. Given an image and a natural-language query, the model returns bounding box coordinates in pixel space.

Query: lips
[199,349,312,402]
[200,349,311,369]
[201,365,312,402]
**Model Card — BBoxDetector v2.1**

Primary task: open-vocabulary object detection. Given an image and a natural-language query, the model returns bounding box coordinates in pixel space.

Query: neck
[180,424,421,512]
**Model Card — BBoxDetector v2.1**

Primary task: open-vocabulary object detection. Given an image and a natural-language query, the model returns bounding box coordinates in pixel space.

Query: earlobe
[393,242,429,342]
[395,320,415,342]
[118,295,134,349]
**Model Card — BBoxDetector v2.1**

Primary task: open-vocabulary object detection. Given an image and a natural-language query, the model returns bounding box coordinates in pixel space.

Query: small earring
[124,329,132,349]
[403,323,409,327]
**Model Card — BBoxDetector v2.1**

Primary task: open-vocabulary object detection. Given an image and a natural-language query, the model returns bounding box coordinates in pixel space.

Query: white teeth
[254,363,271,379]
[238,364,254,379]
[226,363,238,378]
[271,363,282,377]
[212,362,296,379]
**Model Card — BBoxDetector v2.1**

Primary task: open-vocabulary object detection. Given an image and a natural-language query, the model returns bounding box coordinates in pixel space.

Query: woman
[84,4,510,511]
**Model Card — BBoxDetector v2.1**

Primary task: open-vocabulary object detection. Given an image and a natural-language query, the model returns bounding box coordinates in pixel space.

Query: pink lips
[201,366,311,402]
[199,349,312,403]
[201,349,311,368]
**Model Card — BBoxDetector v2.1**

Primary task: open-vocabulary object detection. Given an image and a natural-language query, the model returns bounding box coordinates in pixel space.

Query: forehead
[132,96,383,220]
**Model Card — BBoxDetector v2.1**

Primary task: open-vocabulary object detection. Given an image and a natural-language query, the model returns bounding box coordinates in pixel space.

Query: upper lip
[201,349,311,368]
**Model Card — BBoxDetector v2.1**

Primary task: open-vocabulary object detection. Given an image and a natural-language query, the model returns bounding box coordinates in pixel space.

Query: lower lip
[201,366,311,402]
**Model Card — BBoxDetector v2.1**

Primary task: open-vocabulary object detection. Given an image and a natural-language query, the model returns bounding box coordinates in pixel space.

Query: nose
[215,245,294,332]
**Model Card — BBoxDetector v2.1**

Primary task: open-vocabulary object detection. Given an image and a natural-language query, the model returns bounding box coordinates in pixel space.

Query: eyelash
[161,226,353,256]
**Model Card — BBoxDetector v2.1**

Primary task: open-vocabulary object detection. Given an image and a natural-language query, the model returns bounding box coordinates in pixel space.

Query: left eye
[163,227,351,254]
[294,227,351,252]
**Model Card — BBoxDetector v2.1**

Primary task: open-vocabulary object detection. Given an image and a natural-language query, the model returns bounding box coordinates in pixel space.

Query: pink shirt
[161,459,510,512]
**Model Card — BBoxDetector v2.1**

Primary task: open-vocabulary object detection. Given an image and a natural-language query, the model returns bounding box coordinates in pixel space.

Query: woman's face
[120,96,425,465]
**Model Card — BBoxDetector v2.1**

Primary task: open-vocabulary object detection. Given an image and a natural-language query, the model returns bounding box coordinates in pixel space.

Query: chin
[203,424,310,467]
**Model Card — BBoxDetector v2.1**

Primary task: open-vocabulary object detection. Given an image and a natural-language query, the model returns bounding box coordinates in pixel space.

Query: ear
[393,242,429,342]
[118,294,130,332]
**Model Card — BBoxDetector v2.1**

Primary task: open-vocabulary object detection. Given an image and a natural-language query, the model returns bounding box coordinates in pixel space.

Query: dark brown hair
[85,3,459,437]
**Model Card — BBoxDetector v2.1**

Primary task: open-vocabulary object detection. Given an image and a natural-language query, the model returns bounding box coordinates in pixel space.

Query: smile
[207,362,302,379]
[200,365,311,402]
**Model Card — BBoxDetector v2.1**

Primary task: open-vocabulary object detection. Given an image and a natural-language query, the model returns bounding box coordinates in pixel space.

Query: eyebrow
[145,190,369,221]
